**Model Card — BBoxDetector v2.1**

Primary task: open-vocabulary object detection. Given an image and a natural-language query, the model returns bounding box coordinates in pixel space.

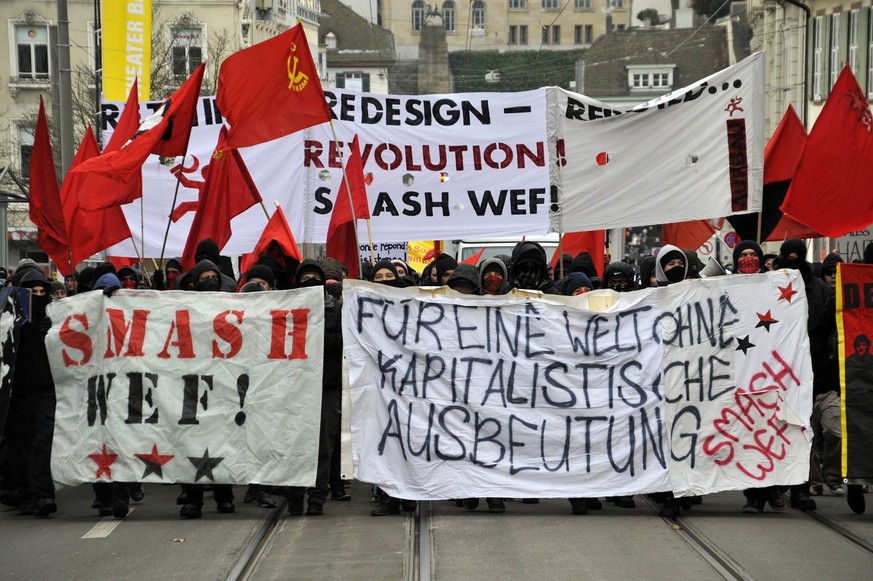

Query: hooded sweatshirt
[479,258,509,295]
[603,261,637,291]
[446,263,480,294]
[638,256,657,289]
[14,270,54,391]
[655,244,688,286]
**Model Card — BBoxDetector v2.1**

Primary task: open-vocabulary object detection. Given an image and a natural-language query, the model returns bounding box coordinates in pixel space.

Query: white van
[447,234,561,265]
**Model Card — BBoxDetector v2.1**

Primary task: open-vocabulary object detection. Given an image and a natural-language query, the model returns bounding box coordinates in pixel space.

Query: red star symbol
[778,282,798,303]
[756,310,779,331]
[88,444,118,479]
[134,444,175,479]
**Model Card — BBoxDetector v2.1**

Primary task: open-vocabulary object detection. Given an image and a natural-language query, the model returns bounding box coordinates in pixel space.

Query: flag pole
[558,231,565,279]
[158,150,191,267]
[755,210,763,244]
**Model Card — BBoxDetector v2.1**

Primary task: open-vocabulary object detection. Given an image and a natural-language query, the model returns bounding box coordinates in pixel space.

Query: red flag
[781,65,873,237]
[29,97,71,275]
[662,220,718,251]
[326,135,371,279]
[106,79,142,153]
[462,248,485,265]
[60,128,133,265]
[217,24,331,148]
[181,128,264,270]
[550,231,605,277]
[239,206,302,275]
[73,64,204,211]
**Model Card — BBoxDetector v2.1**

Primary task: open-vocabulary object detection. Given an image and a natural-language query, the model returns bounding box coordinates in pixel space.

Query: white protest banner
[101,89,551,259]
[45,289,324,487]
[343,270,810,499]
[550,52,765,232]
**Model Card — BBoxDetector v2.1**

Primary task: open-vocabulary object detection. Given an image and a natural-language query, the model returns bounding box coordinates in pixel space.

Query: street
[2,482,872,580]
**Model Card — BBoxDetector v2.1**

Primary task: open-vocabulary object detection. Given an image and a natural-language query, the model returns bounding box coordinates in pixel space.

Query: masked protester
[569,252,601,289]
[191,239,238,292]
[820,252,843,289]
[117,266,139,290]
[603,262,638,293]
[775,239,840,510]
[446,264,480,295]
[638,256,657,289]
[731,241,787,514]
[5,270,57,517]
[433,253,458,286]
[178,261,235,519]
[733,241,765,275]
[479,258,509,296]
[509,242,552,292]
[560,272,593,296]
[241,264,275,291]
[655,245,688,286]
[284,261,344,516]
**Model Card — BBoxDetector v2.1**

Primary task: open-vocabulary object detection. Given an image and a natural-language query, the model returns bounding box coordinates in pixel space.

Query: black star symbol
[188,448,224,482]
[736,335,755,354]
[755,310,779,332]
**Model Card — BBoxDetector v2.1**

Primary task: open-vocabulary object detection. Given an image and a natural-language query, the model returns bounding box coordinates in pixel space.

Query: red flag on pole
[29,97,72,275]
[72,64,205,211]
[550,231,605,277]
[326,135,371,279]
[181,128,264,270]
[217,23,331,149]
[781,65,873,237]
[239,206,302,275]
[60,127,133,265]
[462,248,485,265]
[662,220,719,251]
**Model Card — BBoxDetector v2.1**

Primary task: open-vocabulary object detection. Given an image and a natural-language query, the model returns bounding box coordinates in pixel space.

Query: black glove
[152,270,164,290]
[39,317,52,334]
[103,285,120,297]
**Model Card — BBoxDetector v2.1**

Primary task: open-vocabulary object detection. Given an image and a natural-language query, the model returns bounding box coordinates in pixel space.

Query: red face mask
[482,272,503,295]
[737,255,760,274]
[167,271,180,289]
[121,279,137,289]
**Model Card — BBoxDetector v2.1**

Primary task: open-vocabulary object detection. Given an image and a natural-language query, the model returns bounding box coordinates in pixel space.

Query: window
[171,27,203,79]
[652,73,669,87]
[574,25,582,45]
[813,15,824,98]
[18,125,35,179]
[609,0,624,8]
[575,0,591,9]
[585,24,593,44]
[336,72,370,92]
[412,1,425,32]
[15,25,50,79]
[542,25,549,44]
[325,32,337,49]
[509,25,518,44]
[830,13,840,89]
[443,1,456,32]
[509,0,527,8]
[472,1,486,29]
[628,66,674,91]
[543,0,559,9]
[849,10,859,76]
[520,25,528,45]
[552,25,561,44]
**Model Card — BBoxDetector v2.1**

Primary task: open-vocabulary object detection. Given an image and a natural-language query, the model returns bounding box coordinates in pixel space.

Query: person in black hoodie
[638,256,657,289]
[5,269,57,517]
[179,260,236,519]
[602,261,637,292]
[509,242,553,292]
[285,260,344,516]
[192,239,238,292]
[479,258,509,296]
[446,264,480,294]
[775,239,834,510]
[569,252,600,288]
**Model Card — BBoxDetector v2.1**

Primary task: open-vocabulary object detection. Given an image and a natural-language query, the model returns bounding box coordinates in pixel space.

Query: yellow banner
[102,0,151,101]
[407,240,441,275]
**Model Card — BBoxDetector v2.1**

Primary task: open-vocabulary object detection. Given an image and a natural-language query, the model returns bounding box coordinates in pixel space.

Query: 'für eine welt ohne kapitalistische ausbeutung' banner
[46,288,324,487]
[344,270,811,499]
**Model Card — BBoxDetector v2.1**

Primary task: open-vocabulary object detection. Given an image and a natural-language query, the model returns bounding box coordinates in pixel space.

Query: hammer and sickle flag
[217,23,331,149]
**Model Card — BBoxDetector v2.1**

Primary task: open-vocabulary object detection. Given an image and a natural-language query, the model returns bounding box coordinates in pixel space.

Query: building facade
[377,0,632,60]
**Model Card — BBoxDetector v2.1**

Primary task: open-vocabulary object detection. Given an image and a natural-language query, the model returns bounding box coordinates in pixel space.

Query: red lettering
[268,309,309,360]
[303,140,323,168]
[761,350,801,391]
[103,308,149,358]
[212,310,244,359]
[702,434,735,466]
[59,313,92,366]
[157,310,195,359]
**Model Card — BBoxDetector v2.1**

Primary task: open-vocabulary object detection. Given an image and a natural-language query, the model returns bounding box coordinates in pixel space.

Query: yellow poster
[407,240,441,275]
[102,0,151,101]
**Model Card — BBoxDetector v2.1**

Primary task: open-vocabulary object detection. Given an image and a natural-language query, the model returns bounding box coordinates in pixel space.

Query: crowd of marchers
[0,235,868,520]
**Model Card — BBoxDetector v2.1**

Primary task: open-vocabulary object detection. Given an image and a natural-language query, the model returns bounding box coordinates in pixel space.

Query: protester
[445,264,480,294]
[509,242,553,292]
[63,272,78,295]
[602,261,637,292]
[433,253,458,286]
[732,241,787,514]
[49,281,67,301]
[6,269,57,517]
[638,256,657,289]
[775,239,834,510]
[478,258,509,296]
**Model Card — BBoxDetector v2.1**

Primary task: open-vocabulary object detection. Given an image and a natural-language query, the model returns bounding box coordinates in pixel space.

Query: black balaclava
[191,259,222,292]
[603,261,636,292]
[295,259,325,288]
[371,259,406,288]
[655,245,688,285]
[195,238,222,266]
[19,270,52,321]
[510,241,550,290]
[777,238,807,270]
